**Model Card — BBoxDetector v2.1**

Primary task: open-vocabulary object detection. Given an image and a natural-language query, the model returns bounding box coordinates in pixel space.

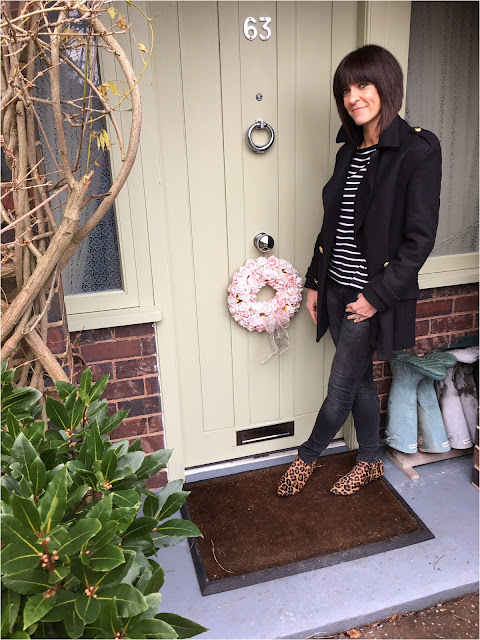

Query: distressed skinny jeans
[298,277,380,464]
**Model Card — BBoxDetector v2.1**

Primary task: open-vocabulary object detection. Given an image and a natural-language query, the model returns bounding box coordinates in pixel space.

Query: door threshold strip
[185,440,348,482]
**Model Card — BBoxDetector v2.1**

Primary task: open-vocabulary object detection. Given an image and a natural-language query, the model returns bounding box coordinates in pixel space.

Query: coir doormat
[181,451,434,595]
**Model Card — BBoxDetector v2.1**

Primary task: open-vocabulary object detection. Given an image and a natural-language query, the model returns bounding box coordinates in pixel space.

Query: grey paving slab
[155,450,479,640]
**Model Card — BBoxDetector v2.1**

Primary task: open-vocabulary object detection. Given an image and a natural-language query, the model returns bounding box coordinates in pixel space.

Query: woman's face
[342,82,381,129]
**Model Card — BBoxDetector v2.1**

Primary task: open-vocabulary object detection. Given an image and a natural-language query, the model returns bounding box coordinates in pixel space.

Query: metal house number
[243,17,272,41]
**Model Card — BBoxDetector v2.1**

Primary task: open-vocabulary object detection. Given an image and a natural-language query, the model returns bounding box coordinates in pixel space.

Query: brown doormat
[182,451,434,596]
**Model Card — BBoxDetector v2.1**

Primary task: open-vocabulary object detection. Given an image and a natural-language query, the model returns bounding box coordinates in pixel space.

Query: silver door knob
[253,233,274,252]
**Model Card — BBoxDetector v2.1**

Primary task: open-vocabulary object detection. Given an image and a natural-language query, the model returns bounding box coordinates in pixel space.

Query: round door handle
[253,233,274,252]
[247,120,275,153]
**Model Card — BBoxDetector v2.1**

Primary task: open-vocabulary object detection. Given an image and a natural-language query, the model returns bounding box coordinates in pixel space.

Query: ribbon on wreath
[260,309,291,365]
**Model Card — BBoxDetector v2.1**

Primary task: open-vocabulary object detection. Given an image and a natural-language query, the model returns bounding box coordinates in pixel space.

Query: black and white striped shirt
[327,145,377,290]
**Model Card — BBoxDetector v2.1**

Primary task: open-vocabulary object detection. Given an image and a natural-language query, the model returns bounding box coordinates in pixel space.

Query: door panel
[152,2,358,469]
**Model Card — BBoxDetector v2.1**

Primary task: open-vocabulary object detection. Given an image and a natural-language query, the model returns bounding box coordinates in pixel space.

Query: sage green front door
[151,2,359,471]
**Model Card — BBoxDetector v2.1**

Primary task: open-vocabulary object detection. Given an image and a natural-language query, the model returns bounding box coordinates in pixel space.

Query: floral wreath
[227,256,303,364]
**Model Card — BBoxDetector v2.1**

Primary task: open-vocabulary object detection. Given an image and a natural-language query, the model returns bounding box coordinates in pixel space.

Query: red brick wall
[374,283,479,436]
[65,283,478,475]
[70,324,166,489]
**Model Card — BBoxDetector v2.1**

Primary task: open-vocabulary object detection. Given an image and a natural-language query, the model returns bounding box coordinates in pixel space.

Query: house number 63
[243,17,272,41]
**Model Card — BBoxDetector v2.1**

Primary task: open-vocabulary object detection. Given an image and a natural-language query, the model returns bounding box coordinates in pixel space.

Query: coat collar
[336,114,402,148]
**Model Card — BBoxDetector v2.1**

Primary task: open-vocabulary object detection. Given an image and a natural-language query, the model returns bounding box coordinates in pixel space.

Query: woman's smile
[343,82,381,129]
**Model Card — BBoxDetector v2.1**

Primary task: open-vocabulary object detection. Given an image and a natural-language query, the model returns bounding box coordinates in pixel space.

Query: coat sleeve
[362,144,442,313]
[305,232,322,290]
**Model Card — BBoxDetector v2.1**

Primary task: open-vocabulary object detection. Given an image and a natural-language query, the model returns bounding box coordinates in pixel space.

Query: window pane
[35,20,123,294]
[405,1,479,256]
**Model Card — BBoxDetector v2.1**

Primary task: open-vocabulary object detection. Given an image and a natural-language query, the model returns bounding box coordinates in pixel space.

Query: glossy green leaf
[122,536,154,556]
[12,433,37,476]
[100,448,117,481]
[157,491,190,521]
[98,410,129,436]
[142,494,159,518]
[86,493,112,524]
[1,588,21,635]
[135,565,152,593]
[23,422,45,449]
[136,449,172,480]
[155,613,209,639]
[65,485,89,515]
[1,542,41,574]
[98,584,147,617]
[5,411,21,439]
[22,592,57,629]
[45,397,70,431]
[128,437,143,452]
[2,570,51,595]
[1,514,38,548]
[96,550,135,589]
[65,388,78,412]
[54,381,77,402]
[140,592,162,619]
[111,489,141,509]
[64,604,85,639]
[78,422,104,468]
[89,375,109,402]
[1,603,14,639]
[57,518,101,558]
[80,367,92,392]
[110,507,136,534]
[130,618,178,639]
[2,387,42,415]
[75,592,101,624]
[114,452,144,477]
[109,440,129,457]
[69,557,102,587]
[48,564,70,584]
[11,493,40,534]
[1,431,14,454]
[143,564,165,595]
[41,591,76,621]
[98,599,121,637]
[29,455,47,496]
[87,520,117,551]
[85,544,124,572]
[71,396,87,429]
[155,518,202,538]
[10,632,31,639]
[37,465,68,533]
[122,516,157,540]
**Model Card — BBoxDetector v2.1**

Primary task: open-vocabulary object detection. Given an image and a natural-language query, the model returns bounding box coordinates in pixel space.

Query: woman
[277,44,442,497]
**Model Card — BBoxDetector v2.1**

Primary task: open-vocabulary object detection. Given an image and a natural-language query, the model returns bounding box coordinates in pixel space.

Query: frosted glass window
[35,20,123,294]
[405,1,479,256]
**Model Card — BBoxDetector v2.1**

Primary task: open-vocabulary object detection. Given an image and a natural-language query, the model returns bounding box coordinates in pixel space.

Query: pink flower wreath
[227,256,303,332]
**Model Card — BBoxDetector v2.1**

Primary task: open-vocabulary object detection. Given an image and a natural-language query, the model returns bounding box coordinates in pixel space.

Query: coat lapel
[322,144,355,247]
[353,149,379,234]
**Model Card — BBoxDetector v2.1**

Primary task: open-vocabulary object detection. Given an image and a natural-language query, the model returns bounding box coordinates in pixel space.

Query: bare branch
[2,172,90,339]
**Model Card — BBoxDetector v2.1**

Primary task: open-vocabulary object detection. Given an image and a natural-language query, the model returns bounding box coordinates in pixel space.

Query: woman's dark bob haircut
[333,45,403,143]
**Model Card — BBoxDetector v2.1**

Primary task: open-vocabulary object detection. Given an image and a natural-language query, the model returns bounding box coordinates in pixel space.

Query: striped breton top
[327,144,378,290]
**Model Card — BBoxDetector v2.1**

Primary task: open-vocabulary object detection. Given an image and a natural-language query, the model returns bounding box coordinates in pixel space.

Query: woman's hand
[306,288,318,325]
[346,293,377,322]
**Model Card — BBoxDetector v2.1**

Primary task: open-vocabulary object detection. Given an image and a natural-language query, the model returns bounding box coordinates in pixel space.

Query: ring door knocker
[247,119,275,154]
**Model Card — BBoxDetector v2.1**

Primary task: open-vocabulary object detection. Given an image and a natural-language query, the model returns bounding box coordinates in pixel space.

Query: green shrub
[1,362,208,639]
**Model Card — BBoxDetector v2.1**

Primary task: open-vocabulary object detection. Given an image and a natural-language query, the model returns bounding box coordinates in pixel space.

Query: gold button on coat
[414,127,422,132]
[384,261,390,267]
[319,245,323,254]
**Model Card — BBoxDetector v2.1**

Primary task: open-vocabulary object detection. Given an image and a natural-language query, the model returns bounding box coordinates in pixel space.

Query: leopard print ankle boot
[330,459,384,496]
[277,455,317,497]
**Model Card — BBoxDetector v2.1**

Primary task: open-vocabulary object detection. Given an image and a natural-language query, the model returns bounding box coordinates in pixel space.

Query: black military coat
[305,115,442,361]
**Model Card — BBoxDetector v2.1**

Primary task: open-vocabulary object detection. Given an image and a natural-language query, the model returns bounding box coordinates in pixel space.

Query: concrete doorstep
[155,449,479,640]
